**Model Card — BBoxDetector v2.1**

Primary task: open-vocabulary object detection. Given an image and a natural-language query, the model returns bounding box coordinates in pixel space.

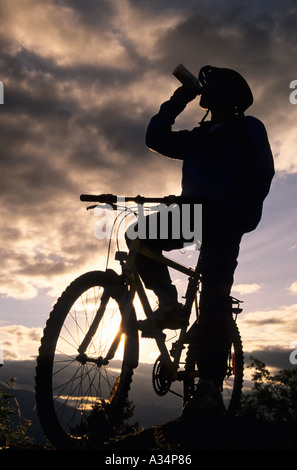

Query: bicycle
[35,194,244,450]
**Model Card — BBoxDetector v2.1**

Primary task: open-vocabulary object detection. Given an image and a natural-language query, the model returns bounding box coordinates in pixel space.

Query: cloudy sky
[0,0,297,382]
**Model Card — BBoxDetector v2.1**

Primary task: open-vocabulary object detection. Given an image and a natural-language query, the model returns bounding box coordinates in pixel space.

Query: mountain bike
[35,194,244,450]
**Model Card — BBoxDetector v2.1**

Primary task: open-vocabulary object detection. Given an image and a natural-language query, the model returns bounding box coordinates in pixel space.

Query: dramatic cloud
[0,324,43,360]
[240,303,297,357]
[0,0,296,374]
[289,281,297,294]
[233,283,262,295]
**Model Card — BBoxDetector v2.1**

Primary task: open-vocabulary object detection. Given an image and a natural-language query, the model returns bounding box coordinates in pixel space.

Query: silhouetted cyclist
[126,65,274,415]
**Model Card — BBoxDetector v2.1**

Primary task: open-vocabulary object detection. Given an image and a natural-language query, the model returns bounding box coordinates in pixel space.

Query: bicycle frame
[116,237,201,379]
[79,193,242,380]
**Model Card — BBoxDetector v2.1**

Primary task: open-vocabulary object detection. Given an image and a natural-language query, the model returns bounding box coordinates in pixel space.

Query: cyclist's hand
[172,85,198,104]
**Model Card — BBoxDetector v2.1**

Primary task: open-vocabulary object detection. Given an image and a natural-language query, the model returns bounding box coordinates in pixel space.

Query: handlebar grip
[80,194,117,203]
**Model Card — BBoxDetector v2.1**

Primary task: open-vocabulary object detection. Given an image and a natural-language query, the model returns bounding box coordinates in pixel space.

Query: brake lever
[86,203,118,211]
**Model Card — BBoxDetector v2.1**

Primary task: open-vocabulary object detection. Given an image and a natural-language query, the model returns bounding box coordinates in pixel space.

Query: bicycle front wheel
[35,270,138,450]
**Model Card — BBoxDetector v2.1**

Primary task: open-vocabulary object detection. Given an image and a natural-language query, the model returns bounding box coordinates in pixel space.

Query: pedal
[115,251,128,262]
[140,329,166,340]
[230,296,243,315]
[232,307,243,314]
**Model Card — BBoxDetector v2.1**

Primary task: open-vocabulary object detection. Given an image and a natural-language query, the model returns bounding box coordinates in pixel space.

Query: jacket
[146,92,275,233]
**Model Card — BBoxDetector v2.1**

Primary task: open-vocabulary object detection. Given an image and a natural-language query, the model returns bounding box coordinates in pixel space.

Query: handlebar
[80,194,191,205]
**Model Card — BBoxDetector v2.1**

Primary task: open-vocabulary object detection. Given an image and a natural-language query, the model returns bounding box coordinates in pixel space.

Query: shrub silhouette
[239,357,297,422]
[0,378,34,449]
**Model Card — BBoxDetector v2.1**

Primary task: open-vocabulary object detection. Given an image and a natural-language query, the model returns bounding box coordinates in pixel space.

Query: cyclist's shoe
[138,303,186,338]
[182,379,226,419]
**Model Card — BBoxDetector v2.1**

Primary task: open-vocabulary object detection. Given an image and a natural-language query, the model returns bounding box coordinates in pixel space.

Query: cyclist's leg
[182,215,243,416]
[125,233,179,307]
[125,207,190,306]
[196,226,243,387]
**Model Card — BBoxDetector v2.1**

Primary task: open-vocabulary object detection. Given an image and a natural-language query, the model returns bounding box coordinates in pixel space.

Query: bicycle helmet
[198,65,253,112]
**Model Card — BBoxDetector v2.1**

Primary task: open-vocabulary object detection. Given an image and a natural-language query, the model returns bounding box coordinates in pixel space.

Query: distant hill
[0,359,182,445]
[3,359,296,451]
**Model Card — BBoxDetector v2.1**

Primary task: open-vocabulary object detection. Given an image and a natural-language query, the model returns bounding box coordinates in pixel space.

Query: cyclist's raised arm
[146,86,197,160]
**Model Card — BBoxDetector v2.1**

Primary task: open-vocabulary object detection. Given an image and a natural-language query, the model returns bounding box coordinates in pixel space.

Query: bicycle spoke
[48,286,125,435]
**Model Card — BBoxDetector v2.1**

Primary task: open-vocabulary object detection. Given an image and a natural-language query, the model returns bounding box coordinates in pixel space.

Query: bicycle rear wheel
[35,269,138,450]
[183,319,244,415]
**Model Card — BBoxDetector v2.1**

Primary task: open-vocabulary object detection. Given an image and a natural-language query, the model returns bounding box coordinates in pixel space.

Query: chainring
[152,356,172,396]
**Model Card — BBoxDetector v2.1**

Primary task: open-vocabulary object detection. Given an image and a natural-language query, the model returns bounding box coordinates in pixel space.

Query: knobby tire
[35,270,138,450]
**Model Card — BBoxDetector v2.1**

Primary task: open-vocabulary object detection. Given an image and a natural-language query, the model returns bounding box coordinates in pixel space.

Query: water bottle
[172,64,202,94]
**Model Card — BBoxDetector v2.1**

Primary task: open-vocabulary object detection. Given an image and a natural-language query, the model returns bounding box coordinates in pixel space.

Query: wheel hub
[76,353,109,367]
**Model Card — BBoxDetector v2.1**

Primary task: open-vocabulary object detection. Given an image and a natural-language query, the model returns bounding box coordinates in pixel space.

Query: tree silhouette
[0,378,34,449]
[239,357,297,422]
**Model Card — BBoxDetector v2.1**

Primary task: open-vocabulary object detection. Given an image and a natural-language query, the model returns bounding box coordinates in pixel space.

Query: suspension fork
[76,264,133,362]
[77,290,110,356]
